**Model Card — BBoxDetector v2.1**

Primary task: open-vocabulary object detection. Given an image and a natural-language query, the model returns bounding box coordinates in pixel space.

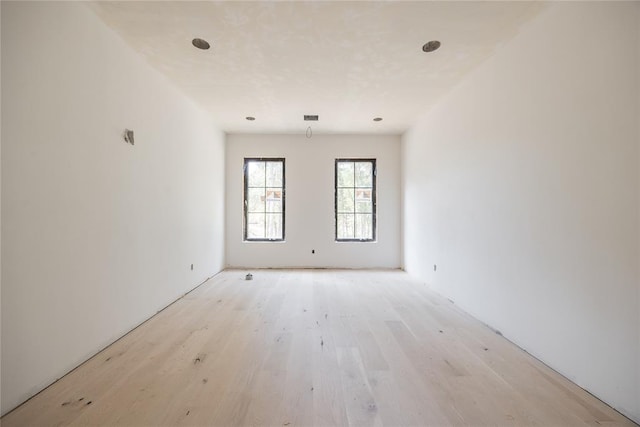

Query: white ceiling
[88,1,545,135]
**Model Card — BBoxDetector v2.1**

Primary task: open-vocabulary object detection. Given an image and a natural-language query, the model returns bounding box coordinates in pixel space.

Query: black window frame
[243,157,286,242]
[335,158,377,242]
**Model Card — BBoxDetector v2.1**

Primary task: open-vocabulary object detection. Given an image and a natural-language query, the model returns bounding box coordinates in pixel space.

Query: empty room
[1,1,639,426]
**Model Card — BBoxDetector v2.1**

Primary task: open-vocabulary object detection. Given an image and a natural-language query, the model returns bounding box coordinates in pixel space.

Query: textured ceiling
[88,1,545,135]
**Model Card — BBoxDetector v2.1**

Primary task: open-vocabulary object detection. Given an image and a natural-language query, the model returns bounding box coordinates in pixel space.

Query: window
[244,158,285,241]
[335,159,376,241]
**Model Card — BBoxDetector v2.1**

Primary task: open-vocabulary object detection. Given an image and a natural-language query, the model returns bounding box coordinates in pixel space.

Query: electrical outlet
[191,264,194,271]
[312,249,315,254]
[433,264,437,272]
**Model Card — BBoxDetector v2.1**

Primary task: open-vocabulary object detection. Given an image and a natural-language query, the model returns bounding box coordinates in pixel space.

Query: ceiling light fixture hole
[373,117,383,122]
[422,40,441,53]
[246,116,255,121]
[192,38,211,50]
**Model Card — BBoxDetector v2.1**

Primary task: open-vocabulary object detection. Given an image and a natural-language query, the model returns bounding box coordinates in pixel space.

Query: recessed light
[192,38,210,50]
[422,40,441,53]
[246,116,255,121]
[373,117,383,122]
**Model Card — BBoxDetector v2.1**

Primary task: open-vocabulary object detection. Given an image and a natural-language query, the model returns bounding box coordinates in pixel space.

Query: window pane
[355,162,373,187]
[355,199,372,213]
[265,213,283,239]
[265,188,282,213]
[246,213,265,239]
[337,214,354,239]
[266,161,283,187]
[355,188,372,216]
[247,188,265,213]
[337,162,354,187]
[247,161,265,187]
[355,214,373,240]
[337,188,354,213]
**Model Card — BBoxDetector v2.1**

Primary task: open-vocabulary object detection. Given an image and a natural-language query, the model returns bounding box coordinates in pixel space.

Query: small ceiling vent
[304,115,319,121]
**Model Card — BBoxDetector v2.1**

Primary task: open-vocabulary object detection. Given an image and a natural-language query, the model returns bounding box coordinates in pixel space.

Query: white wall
[1,2,225,414]
[403,2,639,422]
[637,5,640,418]
[226,134,401,269]
[0,1,3,412]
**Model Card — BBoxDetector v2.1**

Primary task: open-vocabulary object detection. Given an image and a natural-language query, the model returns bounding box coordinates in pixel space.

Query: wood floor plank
[2,269,636,427]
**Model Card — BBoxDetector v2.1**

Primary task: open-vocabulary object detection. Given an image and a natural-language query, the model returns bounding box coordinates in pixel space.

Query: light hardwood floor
[2,270,636,426]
